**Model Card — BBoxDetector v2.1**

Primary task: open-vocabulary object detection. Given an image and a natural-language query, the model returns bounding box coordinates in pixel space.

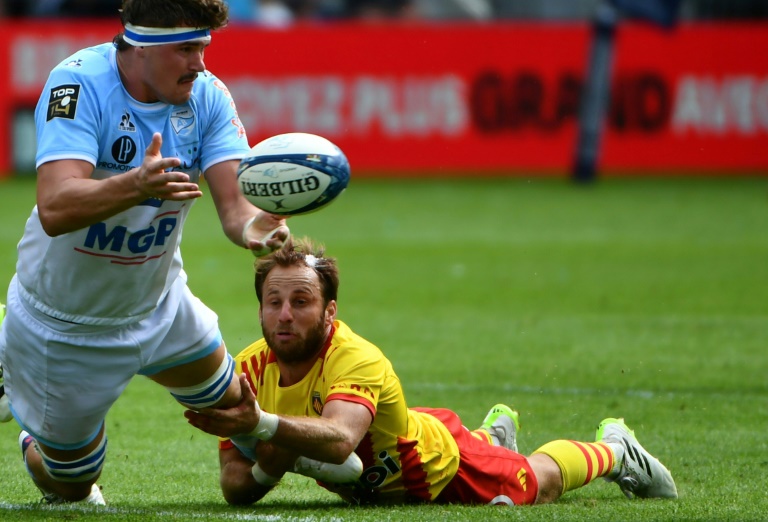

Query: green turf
[1,175,766,521]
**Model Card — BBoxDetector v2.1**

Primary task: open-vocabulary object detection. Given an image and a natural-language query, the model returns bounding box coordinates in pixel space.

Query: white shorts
[0,275,221,450]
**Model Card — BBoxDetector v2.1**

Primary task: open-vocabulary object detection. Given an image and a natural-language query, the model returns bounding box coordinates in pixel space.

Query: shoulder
[44,43,117,102]
[327,320,390,369]
[49,43,114,82]
[332,321,385,355]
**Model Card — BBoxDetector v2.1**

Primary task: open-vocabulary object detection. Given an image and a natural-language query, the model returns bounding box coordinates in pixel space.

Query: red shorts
[415,408,539,506]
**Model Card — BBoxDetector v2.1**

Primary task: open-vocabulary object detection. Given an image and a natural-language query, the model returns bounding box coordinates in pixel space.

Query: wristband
[251,463,280,487]
[248,410,279,441]
[241,216,258,247]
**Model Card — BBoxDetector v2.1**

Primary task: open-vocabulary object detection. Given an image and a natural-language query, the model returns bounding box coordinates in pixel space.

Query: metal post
[572,1,619,183]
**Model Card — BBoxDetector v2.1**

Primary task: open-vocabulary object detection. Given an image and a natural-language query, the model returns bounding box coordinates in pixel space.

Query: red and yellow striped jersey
[231,319,460,503]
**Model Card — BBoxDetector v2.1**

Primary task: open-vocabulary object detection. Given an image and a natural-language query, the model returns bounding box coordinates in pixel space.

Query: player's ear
[325,300,337,324]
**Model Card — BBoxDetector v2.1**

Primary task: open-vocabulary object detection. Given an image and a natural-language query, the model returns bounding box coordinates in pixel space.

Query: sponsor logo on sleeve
[47,84,80,121]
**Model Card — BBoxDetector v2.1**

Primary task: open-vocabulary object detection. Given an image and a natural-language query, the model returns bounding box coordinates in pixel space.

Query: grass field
[0,175,766,521]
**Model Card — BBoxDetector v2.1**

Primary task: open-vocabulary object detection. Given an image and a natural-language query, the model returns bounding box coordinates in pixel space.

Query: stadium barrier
[1,19,766,177]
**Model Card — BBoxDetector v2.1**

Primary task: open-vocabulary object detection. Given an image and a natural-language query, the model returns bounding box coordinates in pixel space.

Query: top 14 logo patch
[47,84,80,121]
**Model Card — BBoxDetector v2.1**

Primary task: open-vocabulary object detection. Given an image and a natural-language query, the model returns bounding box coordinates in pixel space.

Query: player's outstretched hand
[134,132,203,201]
[184,374,263,438]
[243,213,290,257]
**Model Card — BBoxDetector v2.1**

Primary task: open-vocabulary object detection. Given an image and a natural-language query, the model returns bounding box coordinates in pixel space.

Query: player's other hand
[243,212,290,257]
[134,132,203,201]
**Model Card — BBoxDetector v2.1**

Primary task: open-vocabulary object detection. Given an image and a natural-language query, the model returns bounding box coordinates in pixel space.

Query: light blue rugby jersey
[16,43,251,326]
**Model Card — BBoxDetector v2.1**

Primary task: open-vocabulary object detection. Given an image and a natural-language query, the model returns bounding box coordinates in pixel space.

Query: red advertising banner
[1,19,766,176]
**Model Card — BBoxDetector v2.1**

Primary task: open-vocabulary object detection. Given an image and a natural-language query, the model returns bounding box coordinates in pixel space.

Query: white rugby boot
[596,418,678,499]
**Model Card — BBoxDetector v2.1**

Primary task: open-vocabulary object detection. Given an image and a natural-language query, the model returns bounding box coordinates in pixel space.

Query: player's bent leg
[20,427,107,504]
[150,344,241,409]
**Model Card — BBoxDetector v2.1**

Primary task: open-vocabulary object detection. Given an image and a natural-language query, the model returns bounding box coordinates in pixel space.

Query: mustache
[178,73,198,83]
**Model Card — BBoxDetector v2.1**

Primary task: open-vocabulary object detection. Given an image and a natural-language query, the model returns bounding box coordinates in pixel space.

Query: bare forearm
[272,415,355,464]
[37,173,150,236]
[186,376,369,466]
[206,164,286,249]
[212,415,353,464]
[37,134,201,236]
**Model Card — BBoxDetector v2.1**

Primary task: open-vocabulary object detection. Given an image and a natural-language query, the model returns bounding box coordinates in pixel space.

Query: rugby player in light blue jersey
[0,0,289,505]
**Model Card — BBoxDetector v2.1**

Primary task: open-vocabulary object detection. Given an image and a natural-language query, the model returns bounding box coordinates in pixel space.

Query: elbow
[40,224,66,238]
[222,489,258,506]
[37,208,66,237]
[220,471,263,506]
[329,442,358,465]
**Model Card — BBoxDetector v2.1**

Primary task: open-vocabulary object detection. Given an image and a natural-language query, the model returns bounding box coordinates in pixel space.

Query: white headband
[123,23,212,47]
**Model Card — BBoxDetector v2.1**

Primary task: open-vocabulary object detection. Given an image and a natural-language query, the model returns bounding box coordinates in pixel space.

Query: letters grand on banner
[1,19,766,176]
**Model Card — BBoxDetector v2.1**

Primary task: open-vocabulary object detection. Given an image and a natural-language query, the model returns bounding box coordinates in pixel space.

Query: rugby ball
[237,133,350,216]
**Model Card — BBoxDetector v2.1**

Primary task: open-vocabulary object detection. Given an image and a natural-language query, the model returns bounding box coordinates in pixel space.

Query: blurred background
[0,0,766,180]
[2,0,768,22]
[0,4,766,517]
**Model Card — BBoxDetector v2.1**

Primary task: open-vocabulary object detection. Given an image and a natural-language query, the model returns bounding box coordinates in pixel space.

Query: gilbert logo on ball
[237,133,350,216]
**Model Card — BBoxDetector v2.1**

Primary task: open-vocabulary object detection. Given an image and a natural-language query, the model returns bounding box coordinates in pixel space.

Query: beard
[262,313,328,364]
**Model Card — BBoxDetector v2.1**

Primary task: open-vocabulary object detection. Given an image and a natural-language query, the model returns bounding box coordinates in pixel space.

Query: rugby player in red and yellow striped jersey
[184,238,677,506]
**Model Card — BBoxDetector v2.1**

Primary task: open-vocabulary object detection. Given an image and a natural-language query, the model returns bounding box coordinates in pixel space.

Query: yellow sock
[533,440,615,494]
[471,429,494,445]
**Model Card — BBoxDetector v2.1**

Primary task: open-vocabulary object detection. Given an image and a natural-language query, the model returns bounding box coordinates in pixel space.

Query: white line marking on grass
[408,382,768,399]
[409,382,658,398]
[0,503,344,521]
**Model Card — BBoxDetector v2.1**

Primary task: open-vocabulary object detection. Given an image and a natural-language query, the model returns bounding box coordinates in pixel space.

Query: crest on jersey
[47,84,80,121]
[311,392,323,415]
[170,108,194,135]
